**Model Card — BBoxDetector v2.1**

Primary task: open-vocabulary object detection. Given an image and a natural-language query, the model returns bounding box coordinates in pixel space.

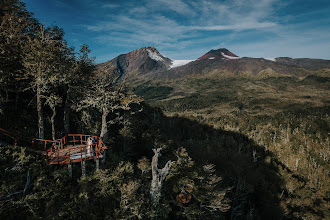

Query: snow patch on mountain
[170,60,194,69]
[147,49,164,62]
[221,52,240,60]
[264,57,276,61]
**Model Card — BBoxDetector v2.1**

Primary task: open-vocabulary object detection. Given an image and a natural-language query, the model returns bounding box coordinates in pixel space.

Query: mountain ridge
[98,46,330,81]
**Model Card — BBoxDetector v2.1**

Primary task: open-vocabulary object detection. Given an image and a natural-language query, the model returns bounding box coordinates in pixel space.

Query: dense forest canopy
[0,1,329,219]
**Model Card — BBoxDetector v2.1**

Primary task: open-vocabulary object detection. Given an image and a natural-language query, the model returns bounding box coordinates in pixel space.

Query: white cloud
[191,21,277,31]
[83,0,330,60]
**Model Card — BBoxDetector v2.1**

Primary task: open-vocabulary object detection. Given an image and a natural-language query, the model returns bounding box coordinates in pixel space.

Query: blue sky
[24,0,330,63]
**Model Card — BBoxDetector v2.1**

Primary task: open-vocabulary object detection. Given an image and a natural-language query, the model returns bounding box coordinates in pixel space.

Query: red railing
[32,138,61,150]
[32,134,99,150]
[32,134,107,165]
[46,138,107,165]
[0,128,18,145]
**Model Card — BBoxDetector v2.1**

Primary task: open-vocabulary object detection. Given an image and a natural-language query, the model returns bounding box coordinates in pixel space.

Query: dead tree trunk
[150,148,174,207]
[36,84,44,139]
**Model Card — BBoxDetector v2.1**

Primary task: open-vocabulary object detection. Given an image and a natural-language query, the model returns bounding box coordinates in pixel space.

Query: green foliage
[151,147,230,219]
[134,83,173,100]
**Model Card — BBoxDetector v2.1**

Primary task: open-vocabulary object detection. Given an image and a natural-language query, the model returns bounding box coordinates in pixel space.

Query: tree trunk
[37,84,44,139]
[51,107,56,141]
[150,148,173,207]
[64,87,70,134]
[100,107,109,139]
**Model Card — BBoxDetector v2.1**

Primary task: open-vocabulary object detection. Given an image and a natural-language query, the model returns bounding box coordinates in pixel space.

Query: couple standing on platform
[87,137,96,156]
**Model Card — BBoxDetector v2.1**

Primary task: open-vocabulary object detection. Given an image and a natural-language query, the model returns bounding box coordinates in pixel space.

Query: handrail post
[95,157,99,171]
[68,162,72,178]
[81,160,86,176]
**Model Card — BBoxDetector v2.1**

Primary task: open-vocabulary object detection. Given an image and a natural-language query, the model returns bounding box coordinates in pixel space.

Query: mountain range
[98,46,330,82]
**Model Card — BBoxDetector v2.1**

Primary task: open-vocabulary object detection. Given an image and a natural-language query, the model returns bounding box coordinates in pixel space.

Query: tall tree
[77,71,143,141]
[22,25,66,139]
[78,72,121,140]
[63,44,95,134]
[0,0,38,112]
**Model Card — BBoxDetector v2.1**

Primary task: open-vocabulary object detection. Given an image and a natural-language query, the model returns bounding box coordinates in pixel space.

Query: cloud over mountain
[26,0,330,63]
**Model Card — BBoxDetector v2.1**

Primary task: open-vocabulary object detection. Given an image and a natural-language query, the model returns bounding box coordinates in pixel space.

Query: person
[87,137,93,157]
[92,137,96,156]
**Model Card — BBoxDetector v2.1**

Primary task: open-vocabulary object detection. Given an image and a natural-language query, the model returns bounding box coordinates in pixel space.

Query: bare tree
[150,148,174,207]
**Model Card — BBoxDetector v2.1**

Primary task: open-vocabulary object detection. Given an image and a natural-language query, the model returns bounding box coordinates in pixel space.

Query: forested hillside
[131,60,330,219]
[1,1,329,220]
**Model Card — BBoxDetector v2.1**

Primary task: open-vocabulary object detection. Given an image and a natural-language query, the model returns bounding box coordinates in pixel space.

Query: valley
[99,47,330,219]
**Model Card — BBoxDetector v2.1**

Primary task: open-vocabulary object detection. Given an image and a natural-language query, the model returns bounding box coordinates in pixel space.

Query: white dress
[87,139,93,157]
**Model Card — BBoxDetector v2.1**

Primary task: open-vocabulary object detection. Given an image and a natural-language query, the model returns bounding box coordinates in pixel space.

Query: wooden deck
[32,134,107,165]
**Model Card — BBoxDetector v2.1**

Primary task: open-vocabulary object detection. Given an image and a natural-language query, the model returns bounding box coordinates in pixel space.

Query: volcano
[198,48,240,60]
[97,46,172,81]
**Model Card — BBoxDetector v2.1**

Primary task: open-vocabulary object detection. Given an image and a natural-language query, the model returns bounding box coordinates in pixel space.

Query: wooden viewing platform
[32,134,107,165]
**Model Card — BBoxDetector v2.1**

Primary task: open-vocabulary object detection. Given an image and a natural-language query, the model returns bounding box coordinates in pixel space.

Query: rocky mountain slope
[97,46,172,81]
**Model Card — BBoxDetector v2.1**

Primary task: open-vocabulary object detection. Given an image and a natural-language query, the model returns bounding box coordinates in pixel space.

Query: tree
[0,0,38,112]
[166,147,231,219]
[77,71,143,141]
[150,147,174,207]
[45,94,62,140]
[63,44,95,134]
[22,25,66,139]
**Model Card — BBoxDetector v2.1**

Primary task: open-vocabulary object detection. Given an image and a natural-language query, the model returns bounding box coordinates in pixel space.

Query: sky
[24,0,330,63]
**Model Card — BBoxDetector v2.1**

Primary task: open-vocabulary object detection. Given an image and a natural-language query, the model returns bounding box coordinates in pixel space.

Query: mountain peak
[98,46,172,81]
[125,46,167,62]
[198,48,240,60]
